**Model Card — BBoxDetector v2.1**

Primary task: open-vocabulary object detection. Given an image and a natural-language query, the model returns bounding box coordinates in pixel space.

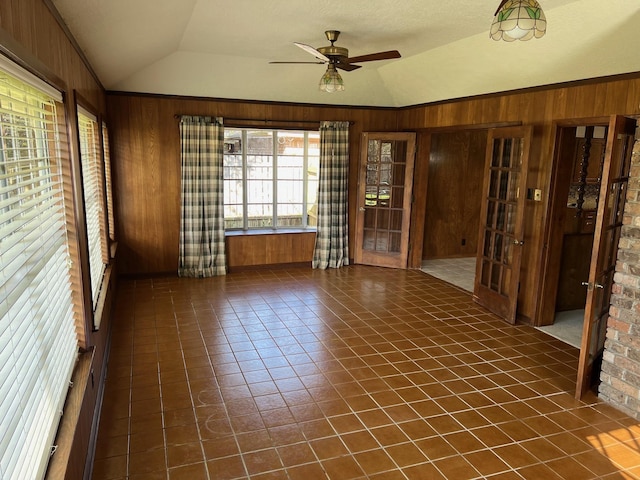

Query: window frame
[223,127,319,232]
[75,101,110,317]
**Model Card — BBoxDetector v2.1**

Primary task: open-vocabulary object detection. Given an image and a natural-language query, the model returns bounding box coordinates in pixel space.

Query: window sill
[225,229,317,237]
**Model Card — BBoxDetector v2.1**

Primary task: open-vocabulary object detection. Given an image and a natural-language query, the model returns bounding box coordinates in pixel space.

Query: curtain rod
[174,115,317,124]
[173,115,354,125]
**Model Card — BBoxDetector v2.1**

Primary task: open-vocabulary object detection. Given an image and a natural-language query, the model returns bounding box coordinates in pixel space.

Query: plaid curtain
[178,116,226,277]
[312,121,350,269]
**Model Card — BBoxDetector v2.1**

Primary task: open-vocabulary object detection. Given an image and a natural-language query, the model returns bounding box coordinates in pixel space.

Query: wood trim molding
[399,71,640,111]
[106,89,398,111]
[412,121,521,134]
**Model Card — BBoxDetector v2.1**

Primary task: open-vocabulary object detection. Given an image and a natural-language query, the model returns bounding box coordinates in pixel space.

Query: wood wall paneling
[422,130,485,259]
[226,232,316,268]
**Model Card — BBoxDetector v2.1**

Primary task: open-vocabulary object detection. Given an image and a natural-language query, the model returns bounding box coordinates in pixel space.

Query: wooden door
[354,132,416,268]
[576,116,636,399]
[474,126,532,323]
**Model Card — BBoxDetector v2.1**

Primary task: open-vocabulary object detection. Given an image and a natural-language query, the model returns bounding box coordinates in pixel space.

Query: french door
[576,116,636,398]
[354,132,416,268]
[474,126,532,323]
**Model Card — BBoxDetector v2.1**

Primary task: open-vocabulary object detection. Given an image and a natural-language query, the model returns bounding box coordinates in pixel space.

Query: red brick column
[600,127,640,418]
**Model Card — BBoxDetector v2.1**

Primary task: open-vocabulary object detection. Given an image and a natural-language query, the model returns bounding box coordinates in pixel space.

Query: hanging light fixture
[319,64,344,93]
[490,0,546,42]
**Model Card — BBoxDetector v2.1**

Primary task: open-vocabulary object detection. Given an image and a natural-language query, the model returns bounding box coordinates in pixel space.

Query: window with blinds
[0,66,79,479]
[77,109,107,308]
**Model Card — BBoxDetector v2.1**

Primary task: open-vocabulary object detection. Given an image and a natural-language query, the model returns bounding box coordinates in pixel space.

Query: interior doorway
[538,122,609,332]
[538,124,608,347]
[421,129,487,265]
[539,116,636,398]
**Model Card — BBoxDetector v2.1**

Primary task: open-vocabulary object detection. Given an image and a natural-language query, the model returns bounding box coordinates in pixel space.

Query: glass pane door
[576,116,636,398]
[474,127,531,323]
[355,133,416,269]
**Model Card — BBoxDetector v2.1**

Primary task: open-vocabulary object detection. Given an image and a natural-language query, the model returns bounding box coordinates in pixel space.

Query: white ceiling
[51,0,640,107]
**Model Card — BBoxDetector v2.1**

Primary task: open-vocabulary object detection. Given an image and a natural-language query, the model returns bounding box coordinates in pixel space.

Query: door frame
[535,115,637,399]
[409,122,521,269]
[534,117,612,328]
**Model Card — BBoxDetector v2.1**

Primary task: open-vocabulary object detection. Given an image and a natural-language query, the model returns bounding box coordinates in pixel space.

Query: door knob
[359,207,366,212]
[513,239,524,245]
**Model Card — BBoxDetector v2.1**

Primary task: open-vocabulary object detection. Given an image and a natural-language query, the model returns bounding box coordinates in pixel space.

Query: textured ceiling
[51,0,640,107]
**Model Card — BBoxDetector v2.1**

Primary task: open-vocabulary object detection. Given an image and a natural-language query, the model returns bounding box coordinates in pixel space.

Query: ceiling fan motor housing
[317,45,348,58]
[318,30,348,59]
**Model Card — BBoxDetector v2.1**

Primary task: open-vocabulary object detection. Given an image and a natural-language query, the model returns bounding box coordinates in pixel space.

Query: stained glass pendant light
[490,0,546,41]
[319,64,345,93]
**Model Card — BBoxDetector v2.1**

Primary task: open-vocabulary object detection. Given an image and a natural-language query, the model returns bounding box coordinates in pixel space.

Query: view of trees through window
[223,128,319,230]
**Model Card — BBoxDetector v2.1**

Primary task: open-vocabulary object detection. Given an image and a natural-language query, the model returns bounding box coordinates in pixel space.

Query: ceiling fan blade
[269,61,325,65]
[346,50,401,64]
[294,42,330,63]
[335,62,361,72]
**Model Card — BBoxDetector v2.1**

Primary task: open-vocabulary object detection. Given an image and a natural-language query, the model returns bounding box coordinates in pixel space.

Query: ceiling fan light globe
[490,0,546,41]
[505,26,530,40]
[319,67,345,93]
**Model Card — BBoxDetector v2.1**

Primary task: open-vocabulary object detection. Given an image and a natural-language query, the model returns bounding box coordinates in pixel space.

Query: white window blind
[101,122,115,242]
[77,108,106,308]
[0,68,78,480]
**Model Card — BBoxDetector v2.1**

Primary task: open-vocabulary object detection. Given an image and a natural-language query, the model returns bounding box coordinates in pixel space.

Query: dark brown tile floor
[91,266,640,479]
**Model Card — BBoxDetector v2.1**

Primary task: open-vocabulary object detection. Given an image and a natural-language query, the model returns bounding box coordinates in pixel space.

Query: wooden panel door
[474,126,532,323]
[576,116,636,399]
[355,132,416,268]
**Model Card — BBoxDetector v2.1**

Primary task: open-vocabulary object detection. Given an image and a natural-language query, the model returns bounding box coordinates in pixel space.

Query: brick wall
[600,127,640,418]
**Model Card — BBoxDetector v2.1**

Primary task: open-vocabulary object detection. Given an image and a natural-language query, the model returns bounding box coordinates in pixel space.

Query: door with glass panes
[355,132,416,268]
[575,116,636,399]
[474,126,532,324]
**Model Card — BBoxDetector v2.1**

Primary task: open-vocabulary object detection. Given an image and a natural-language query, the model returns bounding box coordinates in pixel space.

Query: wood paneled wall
[0,1,109,478]
[423,130,486,258]
[226,232,317,269]
[106,93,398,275]
[398,75,640,323]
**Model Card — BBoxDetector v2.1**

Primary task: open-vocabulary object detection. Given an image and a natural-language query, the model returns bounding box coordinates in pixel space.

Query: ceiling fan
[270,30,401,72]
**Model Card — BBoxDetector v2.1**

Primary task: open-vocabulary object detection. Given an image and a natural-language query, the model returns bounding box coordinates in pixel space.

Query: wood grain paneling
[226,232,316,268]
[107,93,398,275]
[557,233,593,311]
[423,130,486,259]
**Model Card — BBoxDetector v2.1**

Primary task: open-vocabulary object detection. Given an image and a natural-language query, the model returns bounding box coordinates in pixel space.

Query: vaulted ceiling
[51,0,640,107]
